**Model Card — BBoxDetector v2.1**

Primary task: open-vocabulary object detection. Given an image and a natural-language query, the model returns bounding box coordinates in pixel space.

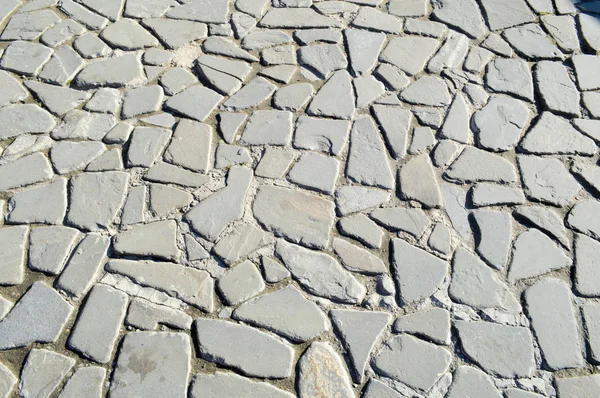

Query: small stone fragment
[165,119,212,173]
[567,200,600,240]
[447,366,502,398]
[165,86,223,122]
[431,0,486,39]
[307,70,355,120]
[401,75,452,106]
[113,220,179,261]
[57,366,105,398]
[240,110,293,146]
[399,154,442,208]
[472,95,529,151]
[338,214,384,249]
[371,207,431,238]
[74,54,144,89]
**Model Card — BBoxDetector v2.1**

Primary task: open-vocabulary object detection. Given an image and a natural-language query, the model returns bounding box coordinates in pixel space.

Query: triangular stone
[25,81,91,116]
[78,0,124,21]
[331,309,391,383]
[217,112,247,143]
[184,234,209,261]
[307,70,355,120]
[440,93,470,144]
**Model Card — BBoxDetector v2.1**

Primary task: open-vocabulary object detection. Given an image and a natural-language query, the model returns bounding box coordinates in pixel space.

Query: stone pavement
[1,0,600,396]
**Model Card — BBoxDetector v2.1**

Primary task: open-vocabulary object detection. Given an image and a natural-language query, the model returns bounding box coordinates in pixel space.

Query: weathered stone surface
[194,318,294,378]
[567,200,600,240]
[333,238,386,275]
[126,298,192,331]
[473,210,511,270]
[28,226,79,275]
[57,366,105,398]
[293,116,350,156]
[401,75,452,106]
[113,220,179,261]
[217,260,265,306]
[509,229,571,282]
[0,226,27,286]
[233,285,327,342]
[165,85,223,122]
[575,234,600,297]
[276,240,366,304]
[0,104,55,140]
[486,58,534,101]
[521,112,596,156]
[297,342,354,398]
[514,205,569,247]
[447,366,502,398]
[307,70,355,120]
[19,349,75,398]
[399,154,442,208]
[142,18,207,49]
[431,0,486,39]
[240,110,293,146]
[472,95,529,151]
[338,214,384,249]
[0,362,16,398]
[394,307,451,345]
[556,375,600,398]
[371,207,431,238]
[213,223,271,264]
[518,156,580,207]
[74,54,144,88]
[456,320,535,377]
[190,372,295,398]
[446,146,517,184]
[7,178,67,225]
[110,332,191,398]
[260,8,339,28]
[0,282,73,349]
[254,185,334,249]
[380,36,439,76]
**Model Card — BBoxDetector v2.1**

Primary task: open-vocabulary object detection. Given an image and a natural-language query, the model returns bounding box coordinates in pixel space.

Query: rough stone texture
[297,342,355,398]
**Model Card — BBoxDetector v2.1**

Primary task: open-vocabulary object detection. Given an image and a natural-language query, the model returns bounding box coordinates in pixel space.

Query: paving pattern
[1,0,600,396]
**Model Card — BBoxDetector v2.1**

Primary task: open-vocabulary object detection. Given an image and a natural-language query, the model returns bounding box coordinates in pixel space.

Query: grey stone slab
[371,207,431,238]
[101,18,159,50]
[431,0,486,39]
[351,6,401,33]
[56,234,109,298]
[67,171,129,231]
[579,13,600,52]
[85,88,122,115]
[213,223,271,264]
[556,375,600,398]
[503,24,563,60]
[165,85,223,121]
[456,320,535,377]
[373,334,452,392]
[298,43,347,80]
[472,95,529,151]
[0,71,28,108]
[148,183,192,218]
[19,349,75,398]
[73,33,111,59]
[575,234,600,297]
[233,285,328,342]
[509,229,571,281]
[144,162,210,188]
[399,153,442,208]
[113,220,179,261]
[164,119,212,173]
[273,83,313,111]
[442,183,472,242]
[222,77,276,111]
[110,332,191,398]
[583,302,600,362]
[294,28,342,45]
[394,307,451,345]
[121,85,163,119]
[534,61,579,117]
[50,141,106,174]
[254,185,334,249]
[450,248,520,311]
[52,110,116,141]
[404,17,447,38]
[276,240,366,304]
[525,278,584,370]
[518,155,580,207]
[335,186,390,216]
[333,237,386,275]
[242,30,292,51]
[218,260,265,306]
[362,379,404,398]
[447,366,502,398]
[0,226,27,286]
[106,259,214,311]
[288,152,339,195]
[7,178,67,224]
[0,0,20,30]
[428,30,469,73]
[464,46,494,73]
[159,68,197,96]
[0,152,53,191]
[542,15,579,53]
[166,0,229,23]
[0,362,16,398]
[262,45,296,66]
[28,226,79,275]
[0,282,73,349]
[0,9,60,40]
[240,110,293,146]
[0,41,53,77]
[125,0,177,18]
[254,148,295,178]
[331,309,390,383]
[514,205,569,247]
[186,166,252,241]
[86,148,124,171]
[196,54,250,96]
[260,8,339,28]
[74,54,144,88]
[572,159,600,196]
[58,366,106,398]
[120,185,145,226]
[25,81,90,117]
[216,112,246,143]
[473,210,511,270]
[401,75,451,106]
[77,0,123,21]
[374,63,409,91]
[428,223,451,255]
[203,36,258,62]
[307,70,355,120]
[372,105,412,159]
[60,0,108,30]
[354,75,385,108]
[505,390,544,398]
[445,146,517,184]
[486,58,534,101]
[439,92,470,144]
[391,238,447,304]
[126,297,192,331]
[471,183,524,207]
[127,126,171,168]
[480,0,536,30]
[338,214,384,249]
[142,18,207,49]
[297,342,354,398]
[567,199,600,240]
[68,284,127,363]
[190,372,294,398]
[344,29,385,76]
[103,122,132,144]
[293,116,350,156]
[194,318,294,378]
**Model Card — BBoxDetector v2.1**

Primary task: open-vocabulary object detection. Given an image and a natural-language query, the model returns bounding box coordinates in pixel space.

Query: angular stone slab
[297,342,354,398]
[190,372,295,398]
[0,226,28,286]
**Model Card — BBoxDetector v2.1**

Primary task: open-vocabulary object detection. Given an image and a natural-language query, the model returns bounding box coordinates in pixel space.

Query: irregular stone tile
[413,106,445,128]
[242,30,292,50]
[74,54,144,88]
[28,226,79,275]
[166,0,229,23]
[514,205,569,247]
[354,75,385,108]
[371,207,431,238]
[73,32,111,58]
[430,0,486,39]
[534,61,579,116]
[401,75,451,106]
[67,171,129,231]
[86,148,123,171]
[518,156,580,207]
[335,186,390,216]
[213,223,271,264]
[68,284,127,363]
[261,256,290,283]
[346,115,394,189]
[233,285,327,342]
[338,214,384,249]
[331,309,390,383]
[556,375,600,398]
[441,183,472,242]
[0,282,73,350]
[471,184,525,207]
[0,152,53,191]
[298,44,347,79]
[0,226,27,286]
[186,166,252,241]
[159,68,197,96]
[259,65,297,83]
[190,372,295,398]
[567,199,600,240]
[480,0,536,30]
[390,238,447,304]
[125,0,177,18]
[0,0,20,29]
[222,77,276,110]
[85,88,122,115]
[307,70,355,120]
[56,234,109,298]
[333,237,386,275]
[579,13,600,52]
[196,54,251,96]
[574,234,600,297]
[525,278,584,370]
[428,223,451,255]
[445,146,517,183]
[520,112,596,156]
[447,366,502,398]
[110,332,191,398]
[254,185,334,249]
[362,379,404,398]
[505,389,544,398]
[0,135,53,164]
[113,220,179,261]
[106,259,214,311]
[428,30,470,73]
[77,0,123,20]
[273,83,313,111]
[0,71,28,108]
[439,92,470,144]
[486,58,533,101]
[503,24,563,60]
[101,19,159,50]
[25,81,90,117]
[240,110,293,146]
[394,307,451,345]
[472,210,511,270]
[51,110,116,141]
[293,116,349,156]
[371,105,411,160]
[217,112,246,143]
[144,162,210,187]
[126,297,192,331]
[276,240,366,304]
[121,85,163,119]
[572,160,600,196]
[57,366,105,398]
[19,349,75,398]
[464,46,494,73]
[0,9,60,40]
[373,334,452,392]
[0,41,53,77]
[295,28,342,45]
[351,6,401,33]
[7,177,66,224]
[120,185,145,226]
[254,147,295,178]
[472,95,529,151]
[583,302,600,362]
[374,63,410,91]
[50,141,106,174]
[297,342,354,398]
[217,260,265,306]
[508,229,571,282]
[149,184,192,217]
[344,29,385,76]
[541,14,579,53]
[456,320,535,377]
[399,153,442,208]
[142,18,207,49]
[260,8,339,28]
[450,248,520,311]
[60,0,108,30]
[165,85,223,122]
[0,362,16,398]
[126,126,171,167]
[194,318,294,378]
[164,119,212,173]
[288,152,339,195]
